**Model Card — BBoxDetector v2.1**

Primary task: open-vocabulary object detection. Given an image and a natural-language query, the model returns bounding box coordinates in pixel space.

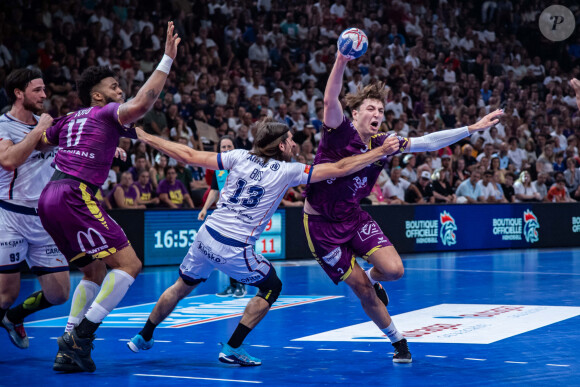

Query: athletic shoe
[53,350,83,372]
[233,283,247,298]
[1,315,29,349]
[56,328,96,372]
[392,338,412,363]
[218,343,262,366]
[216,285,235,297]
[127,334,154,353]
[374,283,389,307]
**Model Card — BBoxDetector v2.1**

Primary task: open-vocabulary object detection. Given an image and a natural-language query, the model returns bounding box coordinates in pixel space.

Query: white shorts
[0,206,68,274]
[179,224,272,286]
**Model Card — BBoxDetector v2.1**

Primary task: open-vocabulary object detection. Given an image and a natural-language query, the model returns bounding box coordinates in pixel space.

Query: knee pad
[256,268,282,306]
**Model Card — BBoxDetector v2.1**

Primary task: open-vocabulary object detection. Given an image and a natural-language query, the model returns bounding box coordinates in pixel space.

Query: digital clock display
[144,210,285,266]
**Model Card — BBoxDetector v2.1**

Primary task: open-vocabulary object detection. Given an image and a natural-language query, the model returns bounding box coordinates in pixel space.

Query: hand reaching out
[164,21,181,60]
[468,109,504,133]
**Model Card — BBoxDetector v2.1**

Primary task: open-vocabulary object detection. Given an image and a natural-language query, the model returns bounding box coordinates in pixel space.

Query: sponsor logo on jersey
[349,176,368,196]
[61,149,95,159]
[238,274,263,284]
[0,239,25,248]
[197,241,226,264]
[304,165,311,174]
[246,154,269,168]
[270,162,280,171]
[45,247,61,256]
[77,228,108,254]
[357,221,381,242]
[322,247,341,267]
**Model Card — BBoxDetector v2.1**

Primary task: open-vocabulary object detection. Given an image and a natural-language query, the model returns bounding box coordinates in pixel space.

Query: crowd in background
[1,0,580,209]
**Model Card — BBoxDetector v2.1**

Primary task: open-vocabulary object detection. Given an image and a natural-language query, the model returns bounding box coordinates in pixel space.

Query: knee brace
[256,268,282,306]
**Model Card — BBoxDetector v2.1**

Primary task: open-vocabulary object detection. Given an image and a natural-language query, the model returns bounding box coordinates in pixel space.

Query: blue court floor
[2,248,580,386]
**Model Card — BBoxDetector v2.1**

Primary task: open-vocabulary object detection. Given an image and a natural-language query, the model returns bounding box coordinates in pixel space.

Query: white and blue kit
[179,149,313,285]
[0,113,67,274]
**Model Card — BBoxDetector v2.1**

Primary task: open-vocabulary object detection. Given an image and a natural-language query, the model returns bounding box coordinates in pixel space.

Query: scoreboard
[144,210,285,266]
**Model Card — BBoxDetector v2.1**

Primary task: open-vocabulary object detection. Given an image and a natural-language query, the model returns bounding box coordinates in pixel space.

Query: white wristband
[156,54,173,74]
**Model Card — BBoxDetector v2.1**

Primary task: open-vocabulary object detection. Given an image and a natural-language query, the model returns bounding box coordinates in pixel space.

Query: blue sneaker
[127,334,154,353]
[218,343,261,366]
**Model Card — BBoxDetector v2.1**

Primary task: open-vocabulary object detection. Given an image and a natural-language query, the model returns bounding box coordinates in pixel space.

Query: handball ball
[337,28,368,59]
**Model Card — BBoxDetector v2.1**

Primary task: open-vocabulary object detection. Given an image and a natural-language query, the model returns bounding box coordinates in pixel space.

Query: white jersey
[205,149,312,244]
[0,113,57,204]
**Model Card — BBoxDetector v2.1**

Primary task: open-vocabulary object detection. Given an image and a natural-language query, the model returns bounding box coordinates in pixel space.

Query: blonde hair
[344,81,388,111]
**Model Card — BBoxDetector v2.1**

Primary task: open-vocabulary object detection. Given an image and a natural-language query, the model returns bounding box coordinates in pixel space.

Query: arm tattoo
[146,89,158,100]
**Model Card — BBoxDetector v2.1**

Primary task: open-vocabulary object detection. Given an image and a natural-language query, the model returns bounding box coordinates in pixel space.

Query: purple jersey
[133,181,155,201]
[305,115,408,222]
[108,184,139,208]
[44,103,136,186]
[157,179,188,207]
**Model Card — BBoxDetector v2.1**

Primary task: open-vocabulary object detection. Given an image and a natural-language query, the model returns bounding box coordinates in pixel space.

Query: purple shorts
[303,211,393,284]
[38,179,130,263]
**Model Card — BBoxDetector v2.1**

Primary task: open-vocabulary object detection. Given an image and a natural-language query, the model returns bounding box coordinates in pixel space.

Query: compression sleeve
[407,126,470,153]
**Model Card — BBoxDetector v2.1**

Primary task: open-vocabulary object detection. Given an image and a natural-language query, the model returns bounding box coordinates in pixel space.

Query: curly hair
[250,118,290,162]
[344,81,388,111]
[5,68,43,104]
[77,66,115,107]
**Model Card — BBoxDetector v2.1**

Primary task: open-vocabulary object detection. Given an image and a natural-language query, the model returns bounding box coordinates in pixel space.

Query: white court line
[28,337,34,339]
[405,268,580,276]
[94,338,105,341]
[186,341,204,344]
[155,340,171,343]
[317,348,337,351]
[547,364,570,367]
[134,374,262,383]
[505,361,527,364]
[353,350,372,353]
[283,346,303,349]
[50,337,58,339]
[426,355,447,358]
[250,344,269,347]
[464,358,486,361]
[118,339,130,341]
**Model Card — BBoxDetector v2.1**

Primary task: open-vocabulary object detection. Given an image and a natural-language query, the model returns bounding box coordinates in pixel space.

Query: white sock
[381,321,404,343]
[85,269,135,324]
[365,268,378,285]
[65,280,100,333]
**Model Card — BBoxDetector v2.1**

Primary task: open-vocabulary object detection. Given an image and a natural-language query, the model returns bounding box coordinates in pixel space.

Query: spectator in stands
[547,175,575,202]
[514,171,541,202]
[405,171,435,204]
[109,172,145,209]
[502,172,516,203]
[383,166,408,205]
[456,170,482,204]
[134,169,160,208]
[532,172,549,201]
[401,154,417,183]
[158,165,194,208]
[564,157,580,198]
[432,168,456,204]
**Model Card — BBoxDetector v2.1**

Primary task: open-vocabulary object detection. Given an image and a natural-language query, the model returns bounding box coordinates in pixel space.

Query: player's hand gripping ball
[337,28,368,59]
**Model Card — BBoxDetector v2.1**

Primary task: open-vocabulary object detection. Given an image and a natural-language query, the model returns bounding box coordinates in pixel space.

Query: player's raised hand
[114,147,127,161]
[468,109,504,133]
[164,21,181,59]
[570,78,580,95]
[381,135,400,156]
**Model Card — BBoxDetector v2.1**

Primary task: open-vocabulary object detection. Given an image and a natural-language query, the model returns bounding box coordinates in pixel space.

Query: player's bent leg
[367,246,404,282]
[37,271,70,305]
[0,272,26,349]
[129,277,199,353]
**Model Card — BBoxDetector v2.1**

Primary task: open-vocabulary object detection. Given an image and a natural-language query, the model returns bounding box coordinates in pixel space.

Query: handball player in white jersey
[127,118,401,366]
[0,69,69,349]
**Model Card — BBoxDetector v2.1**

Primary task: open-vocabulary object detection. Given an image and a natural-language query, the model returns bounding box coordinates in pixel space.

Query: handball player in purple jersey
[303,51,503,363]
[37,22,181,373]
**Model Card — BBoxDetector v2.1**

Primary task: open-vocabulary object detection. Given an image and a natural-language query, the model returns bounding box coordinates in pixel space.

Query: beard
[22,97,43,115]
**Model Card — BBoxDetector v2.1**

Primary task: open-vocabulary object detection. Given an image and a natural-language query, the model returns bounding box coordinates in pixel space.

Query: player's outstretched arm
[405,109,503,153]
[118,22,181,126]
[0,113,53,171]
[324,53,350,128]
[310,136,399,183]
[570,78,580,110]
[137,128,219,170]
